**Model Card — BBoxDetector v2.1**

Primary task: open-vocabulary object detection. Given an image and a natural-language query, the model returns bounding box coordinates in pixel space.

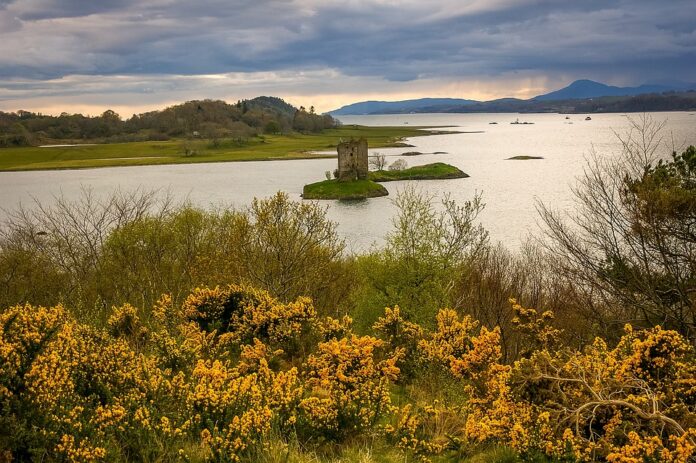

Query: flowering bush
[299,335,401,440]
[0,303,178,461]
[455,302,696,462]
[385,402,460,461]
[506,324,696,461]
[373,306,423,381]
[182,284,317,355]
[419,308,502,382]
[0,290,693,462]
[107,303,149,345]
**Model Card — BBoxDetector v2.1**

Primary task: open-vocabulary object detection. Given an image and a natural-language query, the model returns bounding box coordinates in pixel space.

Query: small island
[506,155,544,160]
[303,138,388,200]
[302,179,388,200]
[369,162,468,181]
[302,139,468,200]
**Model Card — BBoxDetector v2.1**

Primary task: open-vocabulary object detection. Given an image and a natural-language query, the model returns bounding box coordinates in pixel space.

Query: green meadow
[0,125,436,171]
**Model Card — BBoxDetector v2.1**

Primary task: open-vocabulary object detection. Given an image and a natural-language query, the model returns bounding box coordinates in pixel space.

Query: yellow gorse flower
[1,290,694,462]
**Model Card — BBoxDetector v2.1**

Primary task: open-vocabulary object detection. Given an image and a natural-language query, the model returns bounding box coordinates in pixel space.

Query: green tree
[264,120,281,134]
[233,192,354,314]
[353,187,488,329]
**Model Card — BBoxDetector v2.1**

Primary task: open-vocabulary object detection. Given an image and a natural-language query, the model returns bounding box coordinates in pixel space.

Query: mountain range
[329,80,696,115]
[533,79,693,101]
[329,98,477,115]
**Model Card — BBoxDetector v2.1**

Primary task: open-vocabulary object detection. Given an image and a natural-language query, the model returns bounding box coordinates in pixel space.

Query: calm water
[1,112,695,252]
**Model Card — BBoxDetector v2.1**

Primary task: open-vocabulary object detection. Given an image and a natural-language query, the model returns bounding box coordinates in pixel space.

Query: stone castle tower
[337,138,368,182]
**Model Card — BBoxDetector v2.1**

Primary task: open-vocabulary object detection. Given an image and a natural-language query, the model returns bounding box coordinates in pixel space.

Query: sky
[0,0,695,116]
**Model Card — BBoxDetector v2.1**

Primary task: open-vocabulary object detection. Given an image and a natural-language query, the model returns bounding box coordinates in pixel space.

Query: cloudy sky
[1,0,694,115]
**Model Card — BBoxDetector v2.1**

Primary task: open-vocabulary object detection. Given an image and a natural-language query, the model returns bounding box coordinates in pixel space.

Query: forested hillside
[0,97,336,147]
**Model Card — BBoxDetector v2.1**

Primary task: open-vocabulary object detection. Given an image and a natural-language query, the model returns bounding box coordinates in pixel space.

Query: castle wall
[337,138,368,181]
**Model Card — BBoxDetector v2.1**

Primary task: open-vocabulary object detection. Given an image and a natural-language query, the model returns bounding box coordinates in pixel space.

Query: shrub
[372,306,423,382]
[353,187,488,328]
[1,293,694,462]
[182,284,317,355]
[299,335,401,441]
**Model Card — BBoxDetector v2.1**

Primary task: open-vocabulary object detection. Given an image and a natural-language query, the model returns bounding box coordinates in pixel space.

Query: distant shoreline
[331,96,696,116]
[334,108,696,117]
[329,80,696,116]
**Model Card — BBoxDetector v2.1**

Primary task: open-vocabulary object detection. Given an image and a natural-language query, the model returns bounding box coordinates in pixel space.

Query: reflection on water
[1,112,695,251]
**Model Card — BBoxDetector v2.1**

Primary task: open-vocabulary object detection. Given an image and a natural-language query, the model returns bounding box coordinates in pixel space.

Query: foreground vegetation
[0,125,434,171]
[1,116,695,462]
[3,287,694,463]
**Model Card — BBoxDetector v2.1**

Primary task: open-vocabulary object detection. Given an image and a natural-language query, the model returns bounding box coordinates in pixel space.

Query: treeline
[554,91,696,113]
[0,96,337,147]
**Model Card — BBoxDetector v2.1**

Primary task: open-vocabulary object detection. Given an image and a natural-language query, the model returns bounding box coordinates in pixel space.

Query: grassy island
[302,179,388,200]
[369,162,468,182]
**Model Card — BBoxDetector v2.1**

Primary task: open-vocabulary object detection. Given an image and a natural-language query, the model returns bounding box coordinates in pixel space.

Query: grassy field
[0,126,436,171]
[369,162,468,181]
[302,179,388,200]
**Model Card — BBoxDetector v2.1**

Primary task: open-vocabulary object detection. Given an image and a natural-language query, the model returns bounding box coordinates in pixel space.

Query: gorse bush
[182,284,317,357]
[299,335,399,440]
[1,291,694,462]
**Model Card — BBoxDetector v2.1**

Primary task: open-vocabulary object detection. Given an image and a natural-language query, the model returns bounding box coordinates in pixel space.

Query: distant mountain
[533,79,695,101]
[329,80,696,115]
[329,98,478,115]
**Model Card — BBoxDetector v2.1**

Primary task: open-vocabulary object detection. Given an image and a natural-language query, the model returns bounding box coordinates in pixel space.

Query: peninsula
[0,98,442,171]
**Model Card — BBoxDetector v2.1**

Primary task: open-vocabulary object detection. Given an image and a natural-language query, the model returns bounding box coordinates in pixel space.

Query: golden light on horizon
[0,73,571,117]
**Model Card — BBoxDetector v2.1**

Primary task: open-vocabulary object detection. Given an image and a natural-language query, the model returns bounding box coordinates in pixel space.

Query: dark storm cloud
[9,0,138,20]
[0,0,695,97]
[275,0,696,82]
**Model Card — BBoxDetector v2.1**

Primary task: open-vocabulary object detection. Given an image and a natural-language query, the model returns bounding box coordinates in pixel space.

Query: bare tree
[369,152,387,171]
[0,188,175,310]
[538,115,696,340]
